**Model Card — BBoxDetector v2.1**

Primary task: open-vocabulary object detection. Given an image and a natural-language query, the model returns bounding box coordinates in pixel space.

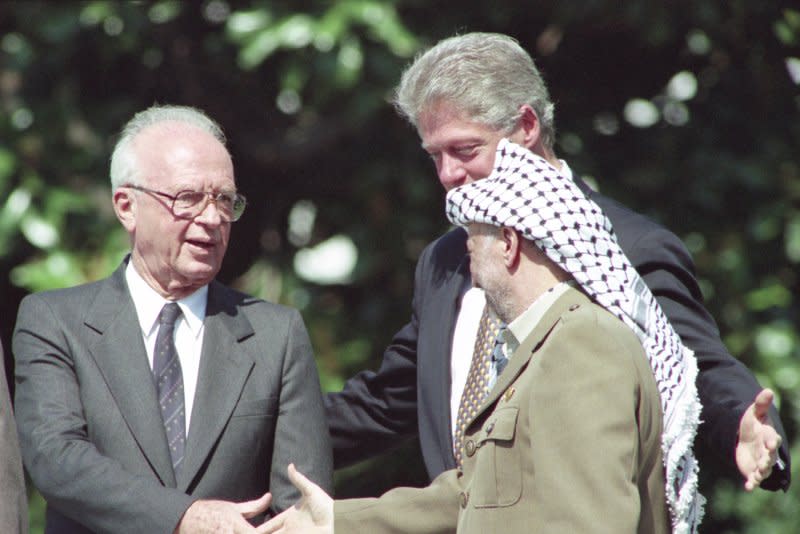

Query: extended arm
[612,207,790,490]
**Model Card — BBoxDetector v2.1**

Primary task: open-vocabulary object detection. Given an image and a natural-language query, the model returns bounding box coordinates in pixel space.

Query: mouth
[186,238,217,251]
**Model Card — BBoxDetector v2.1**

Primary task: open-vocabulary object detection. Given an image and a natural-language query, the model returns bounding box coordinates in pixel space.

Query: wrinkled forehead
[134,122,234,187]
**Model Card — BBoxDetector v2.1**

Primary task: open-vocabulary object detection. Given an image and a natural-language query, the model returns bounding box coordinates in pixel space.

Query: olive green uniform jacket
[335,287,669,534]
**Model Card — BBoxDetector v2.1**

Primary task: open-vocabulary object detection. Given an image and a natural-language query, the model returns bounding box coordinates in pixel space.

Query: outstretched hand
[175,493,272,534]
[736,388,783,491]
[258,464,333,534]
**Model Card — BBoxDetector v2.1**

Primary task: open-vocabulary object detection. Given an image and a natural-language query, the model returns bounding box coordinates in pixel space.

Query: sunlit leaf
[0,147,16,184]
[226,8,273,37]
[785,214,800,262]
[10,250,87,291]
[754,323,796,359]
[745,283,792,311]
[148,0,182,24]
[20,213,59,249]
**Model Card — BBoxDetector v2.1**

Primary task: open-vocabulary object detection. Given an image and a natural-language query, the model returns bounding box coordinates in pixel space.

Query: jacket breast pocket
[469,406,522,508]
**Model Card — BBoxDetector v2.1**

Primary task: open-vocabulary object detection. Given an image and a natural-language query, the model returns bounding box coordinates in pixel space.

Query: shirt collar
[503,281,573,356]
[557,159,574,181]
[125,260,208,338]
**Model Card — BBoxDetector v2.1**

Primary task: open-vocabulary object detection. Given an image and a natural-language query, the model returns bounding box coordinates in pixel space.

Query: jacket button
[486,422,495,435]
[465,440,476,457]
[459,491,469,508]
[569,304,580,311]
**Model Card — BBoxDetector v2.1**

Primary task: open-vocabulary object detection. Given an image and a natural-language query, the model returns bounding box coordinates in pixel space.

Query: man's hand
[736,388,783,491]
[175,493,272,534]
[258,464,333,534]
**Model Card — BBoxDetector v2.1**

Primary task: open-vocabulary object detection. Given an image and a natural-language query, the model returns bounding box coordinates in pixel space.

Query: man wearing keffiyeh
[263,140,692,534]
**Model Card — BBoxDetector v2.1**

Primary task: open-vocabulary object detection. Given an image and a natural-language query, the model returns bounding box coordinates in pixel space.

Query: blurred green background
[2,1,799,532]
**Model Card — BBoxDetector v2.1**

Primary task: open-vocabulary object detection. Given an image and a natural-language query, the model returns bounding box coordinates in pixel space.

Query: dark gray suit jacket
[13,263,332,533]
[1,342,28,534]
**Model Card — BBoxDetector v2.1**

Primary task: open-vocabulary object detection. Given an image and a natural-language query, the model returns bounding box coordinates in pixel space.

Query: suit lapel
[178,282,255,490]
[472,288,590,421]
[84,264,176,487]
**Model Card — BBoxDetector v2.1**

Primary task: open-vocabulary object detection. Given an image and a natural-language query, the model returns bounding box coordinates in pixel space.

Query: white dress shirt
[125,261,207,433]
[449,287,486,440]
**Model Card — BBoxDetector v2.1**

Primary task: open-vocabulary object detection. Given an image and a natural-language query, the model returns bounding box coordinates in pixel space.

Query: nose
[438,154,467,191]
[194,197,224,226]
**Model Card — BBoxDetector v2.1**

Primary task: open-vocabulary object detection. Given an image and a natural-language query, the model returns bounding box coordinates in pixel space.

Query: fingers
[287,463,318,498]
[237,492,272,519]
[257,512,286,534]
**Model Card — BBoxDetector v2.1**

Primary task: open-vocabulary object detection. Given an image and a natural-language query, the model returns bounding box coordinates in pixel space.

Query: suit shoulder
[17,277,111,317]
[588,190,685,251]
[555,301,646,365]
[421,227,466,263]
[212,283,302,322]
[415,227,467,286]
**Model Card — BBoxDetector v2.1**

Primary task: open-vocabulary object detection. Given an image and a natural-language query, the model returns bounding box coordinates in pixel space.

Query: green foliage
[2,1,799,532]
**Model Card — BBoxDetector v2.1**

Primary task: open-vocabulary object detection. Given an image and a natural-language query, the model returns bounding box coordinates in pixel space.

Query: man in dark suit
[1,342,27,534]
[326,32,788,492]
[13,105,332,533]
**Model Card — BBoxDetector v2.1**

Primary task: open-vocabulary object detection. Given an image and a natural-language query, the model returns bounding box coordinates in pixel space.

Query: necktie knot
[159,302,182,328]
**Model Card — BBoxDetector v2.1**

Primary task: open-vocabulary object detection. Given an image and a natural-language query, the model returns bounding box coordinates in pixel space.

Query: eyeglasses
[124,184,247,222]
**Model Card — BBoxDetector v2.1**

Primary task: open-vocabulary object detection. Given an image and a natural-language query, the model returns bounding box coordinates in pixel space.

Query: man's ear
[499,227,522,269]
[113,188,136,233]
[515,104,541,150]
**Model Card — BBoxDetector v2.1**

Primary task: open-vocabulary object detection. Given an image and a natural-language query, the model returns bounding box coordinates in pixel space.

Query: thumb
[237,492,272,518]
[288,463,318,498]
[753,388,775,419]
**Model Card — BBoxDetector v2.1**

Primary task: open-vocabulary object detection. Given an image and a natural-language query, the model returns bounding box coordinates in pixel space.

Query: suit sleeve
[13,294,195,533]
[334,469,459,534]
[626,225,790,490]
[527,313,659,533]
[324,244,431,468]
[269,309,333,512]
[0,344,27,534]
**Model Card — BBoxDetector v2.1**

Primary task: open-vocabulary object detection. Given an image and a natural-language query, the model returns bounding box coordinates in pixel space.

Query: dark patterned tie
[453,305,503,467]
[153,302,185,474]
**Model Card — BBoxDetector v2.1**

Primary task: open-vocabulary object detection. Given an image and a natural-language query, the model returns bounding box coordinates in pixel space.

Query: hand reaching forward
[175,493,272,534]
[258,464,333,534]
[736,388,783,491]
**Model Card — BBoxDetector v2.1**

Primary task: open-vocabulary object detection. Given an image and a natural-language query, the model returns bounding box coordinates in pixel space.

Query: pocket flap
[476,406,518,444]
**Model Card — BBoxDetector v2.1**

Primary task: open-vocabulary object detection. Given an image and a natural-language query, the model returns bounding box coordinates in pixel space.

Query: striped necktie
[153,302,186,475]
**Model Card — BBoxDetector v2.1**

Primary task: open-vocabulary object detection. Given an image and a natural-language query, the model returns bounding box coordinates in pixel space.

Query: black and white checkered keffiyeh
[446,139,704,533]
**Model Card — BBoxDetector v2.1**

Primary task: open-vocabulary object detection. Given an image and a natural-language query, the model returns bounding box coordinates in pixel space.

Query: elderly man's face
[418,101,527,192]
[466,223,512,321]
[123,122,234,298]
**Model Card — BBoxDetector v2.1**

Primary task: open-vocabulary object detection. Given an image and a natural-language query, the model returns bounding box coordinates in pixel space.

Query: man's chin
[180,261,221,285]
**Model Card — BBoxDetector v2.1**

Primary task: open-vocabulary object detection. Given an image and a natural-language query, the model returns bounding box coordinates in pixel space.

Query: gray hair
[393,33,556,150]
[109,104,227,191]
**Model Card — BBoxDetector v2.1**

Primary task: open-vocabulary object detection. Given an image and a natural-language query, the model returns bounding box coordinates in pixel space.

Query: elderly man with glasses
[12,105,332,534]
